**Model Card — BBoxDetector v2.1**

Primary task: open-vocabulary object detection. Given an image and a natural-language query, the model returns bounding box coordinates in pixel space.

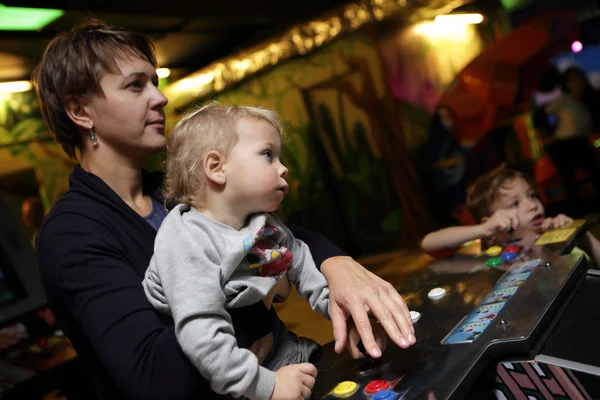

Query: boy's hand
[271,363,317,400]
[480,209,519,237]
[346,321,388,359]
[542,214,573,230]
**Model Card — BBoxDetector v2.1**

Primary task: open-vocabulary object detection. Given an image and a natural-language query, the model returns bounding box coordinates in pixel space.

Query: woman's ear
[64,96,93,129]
[204,151,226,185]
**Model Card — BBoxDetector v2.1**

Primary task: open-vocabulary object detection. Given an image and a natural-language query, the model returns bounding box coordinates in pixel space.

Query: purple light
[572,40,583,53]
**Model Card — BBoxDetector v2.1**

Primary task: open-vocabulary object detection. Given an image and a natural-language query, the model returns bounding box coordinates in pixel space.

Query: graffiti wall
[0,23,484,257]
[183,24,483,255]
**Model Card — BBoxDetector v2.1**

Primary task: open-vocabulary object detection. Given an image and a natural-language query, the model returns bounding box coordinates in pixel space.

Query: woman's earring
[89,125,98,146]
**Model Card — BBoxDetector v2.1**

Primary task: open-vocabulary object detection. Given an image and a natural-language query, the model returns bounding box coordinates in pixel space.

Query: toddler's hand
[271,363,317,400]
[481,209,519,237]
[542,214,573,230]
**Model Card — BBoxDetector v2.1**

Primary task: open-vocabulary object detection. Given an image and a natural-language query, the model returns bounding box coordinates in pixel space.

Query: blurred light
[434,13,484,25]
[571,40,583,53]
[0,80,33,93]
[412,21,472,41]
[156,68,171,79]
[171,72,215,97]
[0,4,64,31]
[594,138,600,148]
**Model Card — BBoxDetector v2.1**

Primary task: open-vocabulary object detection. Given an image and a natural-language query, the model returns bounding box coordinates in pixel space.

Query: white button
[428,287,447,300]
[410,311,421,323]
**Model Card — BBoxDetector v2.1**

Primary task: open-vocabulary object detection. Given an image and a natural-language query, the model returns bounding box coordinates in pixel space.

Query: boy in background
[421,164,600,266]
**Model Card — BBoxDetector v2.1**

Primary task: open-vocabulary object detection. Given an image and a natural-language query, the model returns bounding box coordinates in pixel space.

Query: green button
[486,257,502,267]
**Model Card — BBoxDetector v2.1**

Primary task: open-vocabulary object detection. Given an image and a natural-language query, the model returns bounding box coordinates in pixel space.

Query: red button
[503,246,519,254]
[365,379,390,394]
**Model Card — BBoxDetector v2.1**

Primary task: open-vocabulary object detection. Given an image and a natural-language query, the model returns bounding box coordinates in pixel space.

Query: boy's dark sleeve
[287,224,347,269]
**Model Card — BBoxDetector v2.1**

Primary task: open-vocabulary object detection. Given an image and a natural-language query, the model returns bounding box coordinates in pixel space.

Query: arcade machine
[313,221,600,399]
[0,195,88,399]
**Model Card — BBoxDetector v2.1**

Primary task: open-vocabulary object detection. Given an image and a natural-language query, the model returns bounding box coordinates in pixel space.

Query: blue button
[372,390,397,400]
[500,252,516,262]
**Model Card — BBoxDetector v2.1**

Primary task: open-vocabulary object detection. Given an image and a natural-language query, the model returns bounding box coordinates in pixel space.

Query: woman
[33,20,415,399]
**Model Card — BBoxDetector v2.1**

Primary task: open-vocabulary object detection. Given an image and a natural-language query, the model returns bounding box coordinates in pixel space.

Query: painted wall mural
[0,22,484,257]
[171,26,483,255]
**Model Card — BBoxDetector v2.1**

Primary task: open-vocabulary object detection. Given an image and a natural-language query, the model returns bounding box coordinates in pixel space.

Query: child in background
[421,163,600,266]
[143,104,329,400]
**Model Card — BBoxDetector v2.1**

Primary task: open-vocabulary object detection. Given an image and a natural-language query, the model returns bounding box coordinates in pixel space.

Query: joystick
[506,225,521,244]
[356,340,370,358]
[354,340,389,376]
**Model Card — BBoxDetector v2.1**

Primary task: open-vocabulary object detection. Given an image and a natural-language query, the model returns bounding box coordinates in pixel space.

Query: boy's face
[488,176,545,228]
[223,117,289,214]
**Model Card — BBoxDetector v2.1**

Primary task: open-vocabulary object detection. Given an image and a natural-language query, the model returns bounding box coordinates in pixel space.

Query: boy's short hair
[164,102,287,205]
[32,19,157,159]
[466,163,536,222]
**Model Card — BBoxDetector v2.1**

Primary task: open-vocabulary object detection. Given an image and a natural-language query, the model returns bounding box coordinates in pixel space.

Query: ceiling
[0,0,351,82]
[4,0,600,85]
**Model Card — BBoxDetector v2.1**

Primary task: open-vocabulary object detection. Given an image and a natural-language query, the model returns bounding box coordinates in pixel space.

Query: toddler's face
[223,117,289,214]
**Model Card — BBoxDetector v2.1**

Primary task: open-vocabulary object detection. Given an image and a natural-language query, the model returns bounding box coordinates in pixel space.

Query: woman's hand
[320,256,415,358]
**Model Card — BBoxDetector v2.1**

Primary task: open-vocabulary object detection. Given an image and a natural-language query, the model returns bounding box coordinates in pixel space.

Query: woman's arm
[37,214,214,400]
[287,224,346,267]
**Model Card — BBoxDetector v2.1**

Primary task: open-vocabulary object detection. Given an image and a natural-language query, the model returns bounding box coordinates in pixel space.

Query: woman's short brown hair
[32,19,157,159]
[466,163,537,222]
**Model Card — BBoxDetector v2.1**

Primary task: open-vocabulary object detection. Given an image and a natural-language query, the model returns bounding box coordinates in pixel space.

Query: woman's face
[84,56,168,160]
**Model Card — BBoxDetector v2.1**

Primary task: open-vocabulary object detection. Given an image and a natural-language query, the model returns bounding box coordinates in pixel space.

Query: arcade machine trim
[535,355,600,377]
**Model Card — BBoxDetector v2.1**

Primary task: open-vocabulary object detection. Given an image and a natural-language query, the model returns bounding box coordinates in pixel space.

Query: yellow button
[333,381,358,397]
[486,246,502,257]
